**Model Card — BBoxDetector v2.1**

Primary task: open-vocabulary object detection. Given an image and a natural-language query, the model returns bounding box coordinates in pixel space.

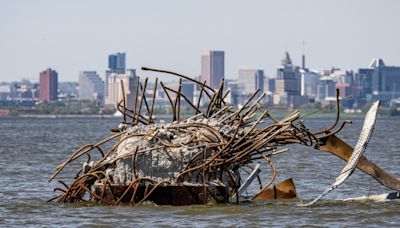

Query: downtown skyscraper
[275,51,301,97]
[108,52,126,74]
[238,68,264,94]
[201,50,225,89]
[39,68,58,101]
[105,52,126,98]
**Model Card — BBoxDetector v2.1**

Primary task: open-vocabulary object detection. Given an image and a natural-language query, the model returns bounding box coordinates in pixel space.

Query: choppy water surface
[1,116,400,227]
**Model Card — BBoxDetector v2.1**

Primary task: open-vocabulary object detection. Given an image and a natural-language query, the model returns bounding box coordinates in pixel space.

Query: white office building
[78,71,104,102]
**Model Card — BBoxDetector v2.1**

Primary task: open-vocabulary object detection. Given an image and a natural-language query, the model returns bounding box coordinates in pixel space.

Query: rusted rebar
[49,66,353,206]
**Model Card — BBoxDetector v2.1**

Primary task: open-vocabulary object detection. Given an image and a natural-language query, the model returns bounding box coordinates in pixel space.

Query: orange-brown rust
[251,178,297,201]
[318,134,400,191]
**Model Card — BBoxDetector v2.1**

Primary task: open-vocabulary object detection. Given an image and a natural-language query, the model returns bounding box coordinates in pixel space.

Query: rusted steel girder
[318,134,400,191]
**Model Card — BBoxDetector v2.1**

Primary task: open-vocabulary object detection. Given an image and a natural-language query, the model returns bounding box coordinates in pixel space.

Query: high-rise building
[268,78,276,94]
[79,71,105,102]
[105,69,137,109]
[238,68,264,94]
[39,68,58,101]
[300,69,319,98]
[108,52,126,74]
[275,52,301,97]
[357,58,400,104]
[274,52,307,107]
[181,80,195,105]
[106,52,126,98]
[318,76,336,101]
[201,50,225,89]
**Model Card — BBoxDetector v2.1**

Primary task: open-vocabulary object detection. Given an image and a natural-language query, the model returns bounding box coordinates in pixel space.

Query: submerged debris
[49,67,400,206]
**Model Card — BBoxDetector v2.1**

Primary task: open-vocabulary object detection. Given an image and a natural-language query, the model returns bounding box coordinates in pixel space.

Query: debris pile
[48,67,400,206]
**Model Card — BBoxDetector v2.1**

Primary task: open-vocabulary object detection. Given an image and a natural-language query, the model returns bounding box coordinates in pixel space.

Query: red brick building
[39,68,58,101]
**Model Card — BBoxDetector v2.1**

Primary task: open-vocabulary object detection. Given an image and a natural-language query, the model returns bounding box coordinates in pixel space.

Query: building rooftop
[369,58,385,68]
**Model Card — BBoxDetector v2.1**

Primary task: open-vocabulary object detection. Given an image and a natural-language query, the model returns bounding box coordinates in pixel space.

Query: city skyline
[0,50,398,84]
[2,50,400,110]
[1,0,399,82]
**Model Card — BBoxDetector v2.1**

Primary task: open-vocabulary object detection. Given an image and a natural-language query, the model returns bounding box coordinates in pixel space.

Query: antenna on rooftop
[302,41,306,69]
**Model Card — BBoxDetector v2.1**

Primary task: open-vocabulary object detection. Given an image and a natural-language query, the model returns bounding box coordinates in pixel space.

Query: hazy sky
[0,0,399,82]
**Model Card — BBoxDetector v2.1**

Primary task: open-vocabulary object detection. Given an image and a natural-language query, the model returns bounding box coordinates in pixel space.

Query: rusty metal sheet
[251,178,297,201]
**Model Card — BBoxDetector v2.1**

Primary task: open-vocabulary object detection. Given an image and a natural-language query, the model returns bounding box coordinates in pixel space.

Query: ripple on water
[0,116,400,227]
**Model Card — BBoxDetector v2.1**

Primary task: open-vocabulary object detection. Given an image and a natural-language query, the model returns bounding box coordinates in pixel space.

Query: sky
[0,0,399,82]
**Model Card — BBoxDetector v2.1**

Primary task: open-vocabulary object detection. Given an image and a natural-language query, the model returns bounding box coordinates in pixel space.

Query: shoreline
[1,110,398,119]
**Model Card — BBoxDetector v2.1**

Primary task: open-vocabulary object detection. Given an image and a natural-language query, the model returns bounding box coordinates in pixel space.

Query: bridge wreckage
[48,67,400,206]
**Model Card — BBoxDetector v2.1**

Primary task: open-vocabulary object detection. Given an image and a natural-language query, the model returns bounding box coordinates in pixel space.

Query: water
[1,116,400,227]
